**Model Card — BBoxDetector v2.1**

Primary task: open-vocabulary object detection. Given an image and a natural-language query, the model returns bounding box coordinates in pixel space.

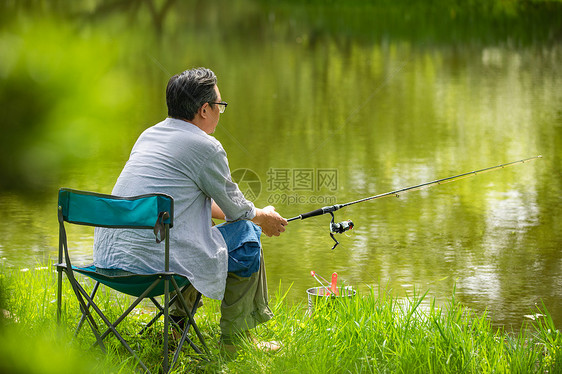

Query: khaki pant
[170,248,273,338]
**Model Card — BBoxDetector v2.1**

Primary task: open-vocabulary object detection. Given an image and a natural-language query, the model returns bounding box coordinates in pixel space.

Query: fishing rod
[287,155,542,249]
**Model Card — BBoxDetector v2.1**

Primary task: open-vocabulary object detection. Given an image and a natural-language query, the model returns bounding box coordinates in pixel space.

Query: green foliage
[0,265,118,373]
[260,0,561,45]
[0,15,142,192]
[0,0,559,192]
[2,264,560,373]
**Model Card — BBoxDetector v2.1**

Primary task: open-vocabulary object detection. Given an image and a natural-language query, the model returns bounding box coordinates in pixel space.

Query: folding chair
[56,188,209,373]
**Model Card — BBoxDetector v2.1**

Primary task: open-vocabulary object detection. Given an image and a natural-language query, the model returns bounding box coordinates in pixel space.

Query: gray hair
[166,67,218,121]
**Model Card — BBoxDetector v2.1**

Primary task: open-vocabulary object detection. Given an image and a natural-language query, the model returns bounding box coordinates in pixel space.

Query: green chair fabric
[56,188,208,374]
[73,265,190,298]
[58,188,173,228]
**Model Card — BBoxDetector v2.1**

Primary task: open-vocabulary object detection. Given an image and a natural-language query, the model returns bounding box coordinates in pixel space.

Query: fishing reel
[329,212,354,250]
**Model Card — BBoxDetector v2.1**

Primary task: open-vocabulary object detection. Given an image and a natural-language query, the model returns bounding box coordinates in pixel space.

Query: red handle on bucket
[311,270,331,295]
[331,272,339,296]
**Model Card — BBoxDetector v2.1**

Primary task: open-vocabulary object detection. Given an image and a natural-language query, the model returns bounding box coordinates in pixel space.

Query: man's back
[94,117,255,299]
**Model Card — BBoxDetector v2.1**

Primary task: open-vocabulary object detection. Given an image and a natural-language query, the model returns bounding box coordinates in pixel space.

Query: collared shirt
[93,117,256,300]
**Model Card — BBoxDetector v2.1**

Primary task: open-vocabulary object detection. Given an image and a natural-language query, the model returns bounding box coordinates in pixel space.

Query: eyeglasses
[210,101,228,114]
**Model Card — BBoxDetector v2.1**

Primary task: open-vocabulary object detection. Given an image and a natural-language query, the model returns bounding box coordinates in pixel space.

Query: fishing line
[147,53,172,76]
[287,156,542,249]
[298,156,542,291]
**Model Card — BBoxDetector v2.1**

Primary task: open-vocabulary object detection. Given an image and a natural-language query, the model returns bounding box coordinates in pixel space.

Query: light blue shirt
[93,118,256,300]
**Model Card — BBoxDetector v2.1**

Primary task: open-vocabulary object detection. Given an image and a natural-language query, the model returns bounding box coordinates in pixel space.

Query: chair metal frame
[56,188,209,373]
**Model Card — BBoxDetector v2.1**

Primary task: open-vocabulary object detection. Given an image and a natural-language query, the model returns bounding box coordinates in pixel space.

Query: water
[0,1,560,330]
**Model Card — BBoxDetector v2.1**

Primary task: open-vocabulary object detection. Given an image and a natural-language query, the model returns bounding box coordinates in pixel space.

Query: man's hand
[252,206,288,237]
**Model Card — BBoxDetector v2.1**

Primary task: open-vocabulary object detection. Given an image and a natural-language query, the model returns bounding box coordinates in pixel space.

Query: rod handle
[300,208,325,219]
[288,204,341,221]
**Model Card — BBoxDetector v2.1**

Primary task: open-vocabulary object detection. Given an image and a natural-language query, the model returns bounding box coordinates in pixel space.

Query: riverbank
[1,264,560,373]
[257,0,562,46]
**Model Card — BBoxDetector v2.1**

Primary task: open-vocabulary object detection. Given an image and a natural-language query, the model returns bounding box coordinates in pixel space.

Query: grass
[1,263,561,373]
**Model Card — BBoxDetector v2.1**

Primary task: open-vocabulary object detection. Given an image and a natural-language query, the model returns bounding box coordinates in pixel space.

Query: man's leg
[169,284,203,326]
[219,247,274,341]
[172,220,275,348]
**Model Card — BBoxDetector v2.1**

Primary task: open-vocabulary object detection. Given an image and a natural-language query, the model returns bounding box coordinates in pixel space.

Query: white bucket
[306,286,356,314]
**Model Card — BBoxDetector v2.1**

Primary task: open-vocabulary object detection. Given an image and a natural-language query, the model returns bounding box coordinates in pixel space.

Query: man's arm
[212,201,287,237]
[199,150,256,222]
[199,147,287,235]
[211,200,225,220]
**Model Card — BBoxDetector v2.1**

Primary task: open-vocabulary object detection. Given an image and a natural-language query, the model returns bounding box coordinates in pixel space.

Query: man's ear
[199,103,209,118]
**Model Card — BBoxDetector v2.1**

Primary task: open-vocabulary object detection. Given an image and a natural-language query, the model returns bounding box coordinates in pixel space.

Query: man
[93,67,287,351]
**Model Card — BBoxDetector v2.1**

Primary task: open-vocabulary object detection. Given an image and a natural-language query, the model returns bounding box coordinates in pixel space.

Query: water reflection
[484,189,539,232]
[0,1,560,330]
